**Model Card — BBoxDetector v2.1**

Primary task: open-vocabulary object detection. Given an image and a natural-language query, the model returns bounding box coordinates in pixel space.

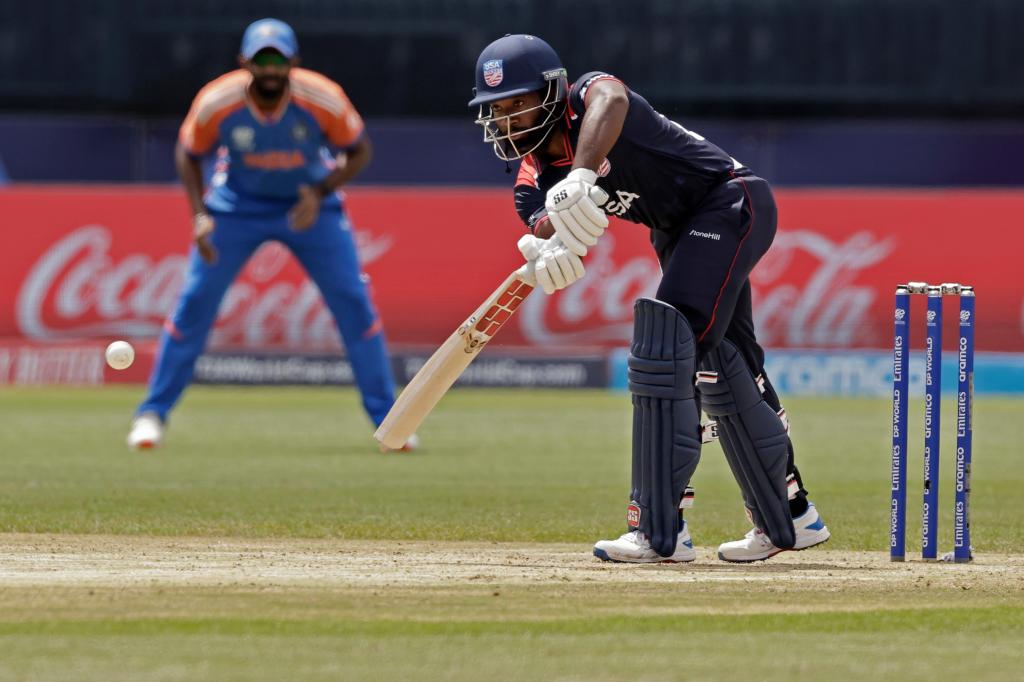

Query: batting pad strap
[696,360,763,417]
[680,486,695,509]
[701,420,719,443]
[787,474,799,500]
[777,408,790,434]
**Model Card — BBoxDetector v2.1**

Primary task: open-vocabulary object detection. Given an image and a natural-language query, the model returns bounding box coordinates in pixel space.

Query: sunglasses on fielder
[251,51,290,68]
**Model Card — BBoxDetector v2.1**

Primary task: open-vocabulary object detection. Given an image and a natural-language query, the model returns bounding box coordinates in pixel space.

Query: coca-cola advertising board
[0,186,1020,385]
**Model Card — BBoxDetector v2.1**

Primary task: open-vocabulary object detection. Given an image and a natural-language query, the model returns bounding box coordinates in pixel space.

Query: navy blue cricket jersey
[514,72,746,240]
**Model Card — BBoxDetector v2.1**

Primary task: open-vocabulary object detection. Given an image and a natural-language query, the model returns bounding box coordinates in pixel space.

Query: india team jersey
[179,68,365,214]
[514,71,745,238]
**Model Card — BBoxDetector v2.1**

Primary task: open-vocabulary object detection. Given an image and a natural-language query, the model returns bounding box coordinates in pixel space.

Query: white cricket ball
[105,340,135,370]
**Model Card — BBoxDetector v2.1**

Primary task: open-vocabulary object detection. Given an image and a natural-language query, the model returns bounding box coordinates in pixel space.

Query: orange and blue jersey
[178,68,365,214]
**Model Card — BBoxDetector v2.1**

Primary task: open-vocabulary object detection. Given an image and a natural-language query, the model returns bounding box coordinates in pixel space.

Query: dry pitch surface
[1,534,1019,594]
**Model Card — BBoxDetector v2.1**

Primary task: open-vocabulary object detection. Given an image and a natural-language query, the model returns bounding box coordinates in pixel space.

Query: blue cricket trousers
[137,208,396,426]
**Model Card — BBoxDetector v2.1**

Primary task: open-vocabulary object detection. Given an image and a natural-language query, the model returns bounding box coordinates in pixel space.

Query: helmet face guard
[474,78,565,161]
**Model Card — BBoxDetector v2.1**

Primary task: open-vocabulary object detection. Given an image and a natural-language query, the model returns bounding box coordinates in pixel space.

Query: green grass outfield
[0,386,1022,681]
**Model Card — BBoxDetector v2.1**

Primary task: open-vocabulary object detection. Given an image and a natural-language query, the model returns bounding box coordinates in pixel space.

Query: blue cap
[241,18,298,59]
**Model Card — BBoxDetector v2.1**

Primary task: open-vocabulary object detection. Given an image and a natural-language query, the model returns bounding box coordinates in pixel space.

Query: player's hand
[289,185,322,232]
[544,168,610,257]
[193,212,218,264]
[534,239,586,295]
[517,234,546,263]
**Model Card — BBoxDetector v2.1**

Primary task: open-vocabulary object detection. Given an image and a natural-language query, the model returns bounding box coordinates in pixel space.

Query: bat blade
[374,267,534,450]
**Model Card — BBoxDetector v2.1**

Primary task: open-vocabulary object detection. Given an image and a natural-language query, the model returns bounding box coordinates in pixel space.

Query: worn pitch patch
[0,534,1019,591]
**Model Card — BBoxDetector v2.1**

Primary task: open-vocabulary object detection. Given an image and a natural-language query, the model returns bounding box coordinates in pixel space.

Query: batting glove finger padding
[535,243,585,294]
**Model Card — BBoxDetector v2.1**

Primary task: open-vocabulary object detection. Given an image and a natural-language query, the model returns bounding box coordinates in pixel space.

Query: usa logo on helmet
[482,59,503,87]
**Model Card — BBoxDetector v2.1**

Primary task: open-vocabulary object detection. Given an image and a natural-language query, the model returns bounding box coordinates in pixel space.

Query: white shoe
[717,502,830,563]
[398,433,420,452]
[127,412,163,450]
[593,522,697,563]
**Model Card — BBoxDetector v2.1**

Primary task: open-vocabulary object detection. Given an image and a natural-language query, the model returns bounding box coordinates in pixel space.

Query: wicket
[890,282,975,562]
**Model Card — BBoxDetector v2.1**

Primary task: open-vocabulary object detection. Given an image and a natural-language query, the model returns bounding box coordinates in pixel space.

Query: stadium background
[1,0,1021,395]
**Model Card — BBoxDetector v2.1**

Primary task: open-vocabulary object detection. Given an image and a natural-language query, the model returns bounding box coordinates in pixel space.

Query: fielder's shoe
[593,522,697,563]
[717,502,830,563]
[127,412,163,450]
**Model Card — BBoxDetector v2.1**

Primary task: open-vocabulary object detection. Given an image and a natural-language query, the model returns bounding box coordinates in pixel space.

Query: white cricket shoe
[398,433,420,452]
[717,502,830,563]
[127,412,163,450]
[593,522,697,563]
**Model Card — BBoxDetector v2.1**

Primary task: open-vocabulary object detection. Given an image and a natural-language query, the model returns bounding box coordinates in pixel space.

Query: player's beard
[253,75,287,101]
[502,125,551,159]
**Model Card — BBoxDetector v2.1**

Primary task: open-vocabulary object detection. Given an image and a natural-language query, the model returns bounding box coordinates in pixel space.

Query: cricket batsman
[128,19,415,451]
[469,34,830,562]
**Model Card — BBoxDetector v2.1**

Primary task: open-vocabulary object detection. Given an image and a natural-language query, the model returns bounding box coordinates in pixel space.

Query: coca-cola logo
[519,228,895,348]
[751,230,895,347]
[17,224,394,350]
[17,226,187,339]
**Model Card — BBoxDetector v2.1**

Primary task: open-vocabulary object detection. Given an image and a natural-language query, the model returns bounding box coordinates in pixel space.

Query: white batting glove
[516,234,543,286]
[544,168,610,257]
[517,234,545,263]
[534,240,586,295]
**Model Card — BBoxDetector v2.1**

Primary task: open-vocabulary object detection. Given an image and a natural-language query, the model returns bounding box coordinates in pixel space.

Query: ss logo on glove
[543,168,610,257]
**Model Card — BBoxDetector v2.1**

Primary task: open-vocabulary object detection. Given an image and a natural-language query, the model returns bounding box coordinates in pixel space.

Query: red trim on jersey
[551,125,575,167]
[516,153,540,189]
[582,75,626,107]
[698,173,754,344]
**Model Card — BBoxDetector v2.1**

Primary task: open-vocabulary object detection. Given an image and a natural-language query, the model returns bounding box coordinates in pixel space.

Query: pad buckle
[679,487,695,510]
[695,371,718,385]
[786,474,799,500]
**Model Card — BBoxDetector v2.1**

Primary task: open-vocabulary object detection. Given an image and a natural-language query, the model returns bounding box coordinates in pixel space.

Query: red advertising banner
[0,186,1020,374]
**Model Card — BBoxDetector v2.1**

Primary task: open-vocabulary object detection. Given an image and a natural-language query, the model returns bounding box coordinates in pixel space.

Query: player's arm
[177,80,227,264]
[542,78,621,258]
[571,79,629,174]
[175,142,206,216]
[291,135,372,230]
[174,142,217,265]
[290,75,371,230]
[313,134,372,198]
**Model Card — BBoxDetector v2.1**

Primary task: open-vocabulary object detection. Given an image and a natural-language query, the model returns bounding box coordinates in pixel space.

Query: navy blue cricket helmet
[469,35,568,161]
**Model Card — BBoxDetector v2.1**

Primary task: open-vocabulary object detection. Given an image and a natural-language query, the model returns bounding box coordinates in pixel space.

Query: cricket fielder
[128,19,414,451]
[469,34,829,562]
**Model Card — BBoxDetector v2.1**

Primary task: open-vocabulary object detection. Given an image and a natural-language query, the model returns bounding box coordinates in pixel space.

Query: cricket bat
[374,263,535,450]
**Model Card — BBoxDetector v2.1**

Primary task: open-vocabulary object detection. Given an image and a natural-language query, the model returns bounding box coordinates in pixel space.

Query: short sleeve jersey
[514,72,745,237]
[178,68,365,214]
